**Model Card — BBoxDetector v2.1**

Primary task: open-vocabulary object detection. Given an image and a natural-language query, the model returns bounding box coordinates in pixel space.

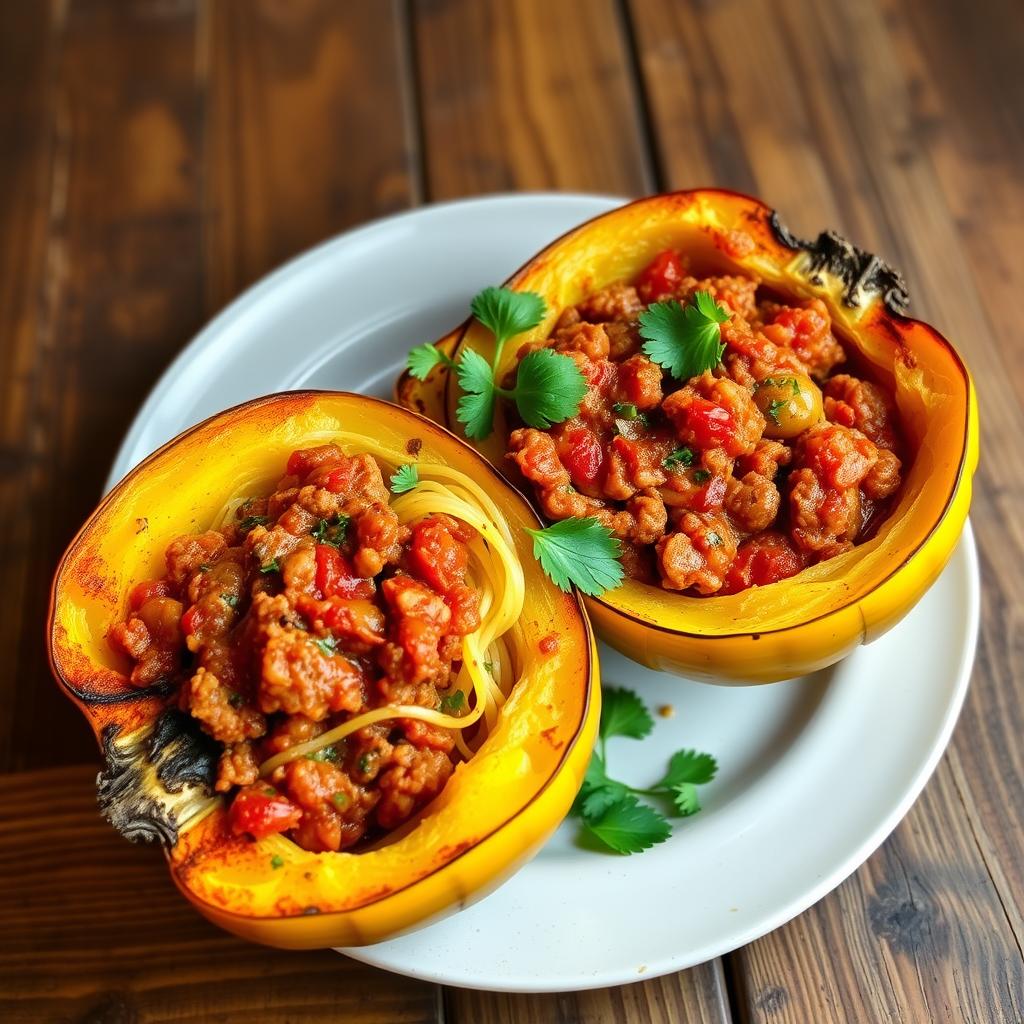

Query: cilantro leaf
[638,291,730,380]
[389,463,419,494]
[656,749,718,789]
[613,402,639,419]
[455,348,498,440]
[471,287,546,347]
[439,690,466,715]
[580,784,630,821]
[671,783,701,817]
[259,558,280,574]
[583,795,672,855]
[662,446,695,471]
[510,349,587,429]
[313,635,337,657]
[406,343,454,381]
[270,854,284,869]
[312,514,349,547]
[524,517,624,597]
[600,686,655,742]
[239,514,269,532]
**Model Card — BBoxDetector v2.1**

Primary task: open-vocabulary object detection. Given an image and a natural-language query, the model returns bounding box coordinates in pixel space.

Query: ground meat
[606,321,641,360]
[216,741,259,793]
[679,274,760,322]
[261,714,324,756]
[662,373,765,458]
[381,574,452,686]
[576,283,644,323]
[656,512,738,594]
[185,666,267,745]
[552,321,611,361]
[738,439,791,479]
[109,595,185,687]
[375,744,454,830]
[722,532,806,594]
[725,473,780,533]
[862,448,902,501]
[259,630,365,720]
[615,355,664,410]
[823,373,900,450]
[165,531,227,585]
[353,502,407,578]
[279,758,378,852]
[793,423,877,489]
[788,467,861,556]
[761,299,845,379]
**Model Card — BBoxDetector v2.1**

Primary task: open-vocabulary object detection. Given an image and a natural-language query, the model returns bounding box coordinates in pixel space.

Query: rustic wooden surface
[1,0,1021,1021]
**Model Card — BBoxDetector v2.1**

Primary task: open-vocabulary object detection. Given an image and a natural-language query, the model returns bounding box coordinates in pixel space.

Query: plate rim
[106,192,980,992]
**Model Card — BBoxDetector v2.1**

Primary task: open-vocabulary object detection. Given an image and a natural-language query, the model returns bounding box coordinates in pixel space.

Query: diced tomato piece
[560,426,605,490]
[636,250,684,302]
[684,399,736,449]
[409,516,471,592]
[180,603,199,636]
[315,544,374,599]
[128,578,173,613]
[722,533,805,594]
[229,786,302,839]
[692,474,727,512]
[286,444,343,480]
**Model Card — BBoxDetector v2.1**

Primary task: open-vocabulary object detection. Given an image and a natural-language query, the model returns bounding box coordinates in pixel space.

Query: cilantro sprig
[638,290,730,381]
[524,517,624,597]
[389,463,419,494]
[571,687,718,855]
[407,286,586,440]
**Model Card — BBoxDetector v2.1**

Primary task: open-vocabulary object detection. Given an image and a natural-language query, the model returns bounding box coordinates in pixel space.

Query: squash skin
[48,391,599,948]
[396,189,978,684]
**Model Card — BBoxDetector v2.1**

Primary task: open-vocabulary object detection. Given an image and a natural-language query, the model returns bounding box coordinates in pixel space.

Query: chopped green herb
[240,515,269,532]
[222,593,239,609]
[571,687,718,855]
[662,446,695,471]
[524,517,624,597]
[707,531,723,547]
[309,745,339,763]
[263,787,277,798]
[638,291,730,381]
[439,690,466,715]
[270,854,285,870]
[198,563,212,572]
[390,463,419,494]
[227,691,244,709]
[259,558,280,574]
[766,398,788,426]
[331,792,349,809]
[313,635,337,657]
[613,402,639,419]
[693,469,711,484]
[312,514,349,547]
[483,661,496,675]
[357,753,375,775]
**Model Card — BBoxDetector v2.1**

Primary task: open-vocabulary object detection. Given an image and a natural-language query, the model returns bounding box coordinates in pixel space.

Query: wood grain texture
[201,0,419,312]
[0,765,441,1024]
[412,0,654,197]
[629,0,1024,1020]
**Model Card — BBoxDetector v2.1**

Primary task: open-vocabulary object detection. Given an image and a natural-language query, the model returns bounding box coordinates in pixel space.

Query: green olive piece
[754,373,824,439]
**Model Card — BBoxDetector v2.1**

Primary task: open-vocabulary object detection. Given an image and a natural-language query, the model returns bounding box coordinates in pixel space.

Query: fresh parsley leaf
[524,517,624,597]
[656,749,718,789]
[259,558,280,574]
[456,348,499,440]
[331,791,349,809]
[662,446,695,471]
[583,795,672,855]
[239,515,269,532]
[357,752,375,774]
[483,661,495,675]
[580,784,630,821]
[671,783,701,817]
[221,593,239,608]
[270,854,284,869]
[312,514,349,546]
[439,690,466,715]
[406,343,455,380]
[638,291,730,380]
[693,469,711,484]
[600,686,656,742]
[510,349,587,429]
[313,635,337,657]
[390,463,419,494]
[471,287,546,349]
[613,402,639,419]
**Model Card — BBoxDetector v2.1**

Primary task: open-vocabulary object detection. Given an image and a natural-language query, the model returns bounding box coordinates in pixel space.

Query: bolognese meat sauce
[108,445,480,853]
[507,251,904,595]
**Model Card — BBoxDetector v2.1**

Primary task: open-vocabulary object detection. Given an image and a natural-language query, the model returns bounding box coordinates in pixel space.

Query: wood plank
[2,0,208,772]
[0,764,441,1023]
[629,0,1024,1019]
[446,966,731,1024]
[201,0,419,312]
[412,0,654,197]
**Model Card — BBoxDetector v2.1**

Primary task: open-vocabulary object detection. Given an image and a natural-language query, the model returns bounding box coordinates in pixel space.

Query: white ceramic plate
[108,194,979,993]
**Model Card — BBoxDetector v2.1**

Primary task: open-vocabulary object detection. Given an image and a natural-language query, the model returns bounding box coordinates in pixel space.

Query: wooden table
[2,1,1022,1021]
